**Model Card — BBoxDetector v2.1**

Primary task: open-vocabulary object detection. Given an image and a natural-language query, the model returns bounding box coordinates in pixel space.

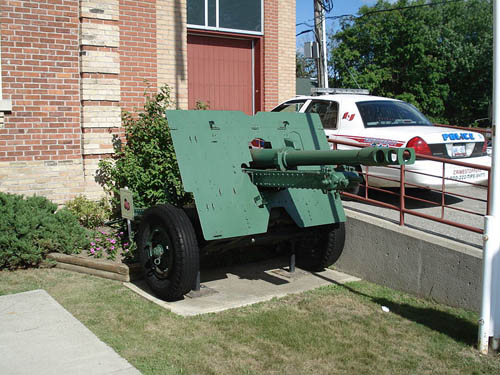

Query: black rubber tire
[343,166,365,199]
[348,179,365,196]
[136,204,199,301]
[295,222,346,272]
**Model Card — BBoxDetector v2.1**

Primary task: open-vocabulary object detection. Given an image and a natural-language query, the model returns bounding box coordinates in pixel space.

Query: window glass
[187,0,262,33]
[356,100,432,128]
[219,0,261,32]
[208,0,216,27]
[271,100,307,113]
[187,0,204,26]
[306,101,339,129]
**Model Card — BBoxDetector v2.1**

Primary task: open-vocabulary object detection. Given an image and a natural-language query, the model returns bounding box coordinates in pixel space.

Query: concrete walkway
[0,289,141,375]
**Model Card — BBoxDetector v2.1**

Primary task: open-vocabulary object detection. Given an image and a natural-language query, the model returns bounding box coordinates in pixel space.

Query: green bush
[65,195,111,229]
[0,192,89,269]
[96,85,192,214]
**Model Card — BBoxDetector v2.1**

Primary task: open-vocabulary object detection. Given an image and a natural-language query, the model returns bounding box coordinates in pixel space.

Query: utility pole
[314,0,329,88]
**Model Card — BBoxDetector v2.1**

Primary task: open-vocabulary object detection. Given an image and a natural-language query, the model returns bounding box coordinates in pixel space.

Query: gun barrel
[250,147,415,170]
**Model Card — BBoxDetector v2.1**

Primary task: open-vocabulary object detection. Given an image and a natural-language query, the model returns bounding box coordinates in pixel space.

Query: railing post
[399,164,405,226]
[441,162,446,219]
[365,166,369,199]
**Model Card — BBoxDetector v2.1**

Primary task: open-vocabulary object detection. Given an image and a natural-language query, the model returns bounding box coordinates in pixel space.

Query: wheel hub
[146,228,172,279]
[152,244,165,265]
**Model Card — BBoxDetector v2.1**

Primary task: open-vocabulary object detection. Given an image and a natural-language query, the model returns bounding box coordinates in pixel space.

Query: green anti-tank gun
[134,110,415,301]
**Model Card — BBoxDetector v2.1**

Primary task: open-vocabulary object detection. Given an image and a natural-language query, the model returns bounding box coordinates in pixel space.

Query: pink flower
[111,246,115,250]
[91,242,95,246]
[90,248,95,254]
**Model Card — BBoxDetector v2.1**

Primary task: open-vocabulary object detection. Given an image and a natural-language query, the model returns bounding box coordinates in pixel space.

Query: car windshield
[356,100,433,128]
[272,100,307,113]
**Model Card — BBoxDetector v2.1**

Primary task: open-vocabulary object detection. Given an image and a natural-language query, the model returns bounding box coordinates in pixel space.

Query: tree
[296,52,316,78]
[330,0,492,125]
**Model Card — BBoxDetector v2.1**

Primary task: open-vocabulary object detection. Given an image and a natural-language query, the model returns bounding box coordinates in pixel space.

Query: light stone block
[81,23,119,48]
[82,132,115,155]
[81,51,120,74]
[81,78,120,101]
[81,0,119,21]
[83,106,121,128]
[0,160,85,204]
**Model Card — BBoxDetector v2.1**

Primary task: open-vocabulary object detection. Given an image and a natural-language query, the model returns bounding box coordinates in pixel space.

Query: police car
[272,88,491,189]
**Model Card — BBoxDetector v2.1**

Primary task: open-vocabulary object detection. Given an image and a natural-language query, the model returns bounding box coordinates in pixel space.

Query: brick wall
[120,0,158,112]
[278,0,296,103]
[263,0,296,111]
[0,0,296,204]
[0,0,84,203]
[80,1,121,200]
[263,0,279,111]
[80,0,159,200]
[157,0,187,109]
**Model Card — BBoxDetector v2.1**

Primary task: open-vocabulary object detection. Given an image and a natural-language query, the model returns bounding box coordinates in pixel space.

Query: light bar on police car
[311,88,370,96]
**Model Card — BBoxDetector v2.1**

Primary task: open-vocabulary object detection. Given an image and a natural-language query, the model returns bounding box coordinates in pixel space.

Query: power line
[342,0,464,21]
[296,0,465,32]
[317,0,333,13]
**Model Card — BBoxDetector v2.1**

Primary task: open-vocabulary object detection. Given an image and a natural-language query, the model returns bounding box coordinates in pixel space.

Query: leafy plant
[195,100,210,110]
[65,195,111,229]
[0,192,89,269]
[96,85,192,214]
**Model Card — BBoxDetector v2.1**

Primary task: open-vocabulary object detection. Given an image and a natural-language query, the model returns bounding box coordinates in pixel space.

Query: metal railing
[330,138,491,235]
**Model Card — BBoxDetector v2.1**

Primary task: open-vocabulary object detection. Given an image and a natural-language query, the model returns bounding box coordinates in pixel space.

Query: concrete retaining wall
[336,209,483,312]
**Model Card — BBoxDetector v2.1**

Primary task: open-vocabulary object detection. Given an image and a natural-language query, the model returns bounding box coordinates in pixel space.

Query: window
[306,101,339,129]
[272,100,307,113]
[187,0,263,34]
[0,30,12,126]
[356,100,432,128]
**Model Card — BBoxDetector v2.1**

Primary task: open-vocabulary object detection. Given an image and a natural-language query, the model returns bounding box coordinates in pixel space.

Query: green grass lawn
[0,268,498,374]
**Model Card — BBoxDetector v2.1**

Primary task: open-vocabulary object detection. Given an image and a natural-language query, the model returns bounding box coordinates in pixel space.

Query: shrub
[65,195,111,229]
[96,85,192,214]
[0,192,89,269]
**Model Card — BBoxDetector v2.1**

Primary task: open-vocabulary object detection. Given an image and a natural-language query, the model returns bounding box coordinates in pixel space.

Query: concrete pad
[0,290,141,375]
[124,256,360,316]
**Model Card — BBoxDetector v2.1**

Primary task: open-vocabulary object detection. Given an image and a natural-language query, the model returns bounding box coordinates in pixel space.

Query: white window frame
[0,34,12,112]
[187,0,264,36]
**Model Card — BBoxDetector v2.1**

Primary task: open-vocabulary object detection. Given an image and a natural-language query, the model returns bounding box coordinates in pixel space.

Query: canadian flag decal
[342,112,355,121]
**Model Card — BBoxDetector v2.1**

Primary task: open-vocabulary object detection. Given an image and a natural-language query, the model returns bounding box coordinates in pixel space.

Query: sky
[296,0,395,49]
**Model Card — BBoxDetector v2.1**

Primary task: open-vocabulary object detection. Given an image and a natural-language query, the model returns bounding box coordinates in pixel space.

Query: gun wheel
[295,222,345,272]
[338,165,365,198]
[137,204,199,301]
